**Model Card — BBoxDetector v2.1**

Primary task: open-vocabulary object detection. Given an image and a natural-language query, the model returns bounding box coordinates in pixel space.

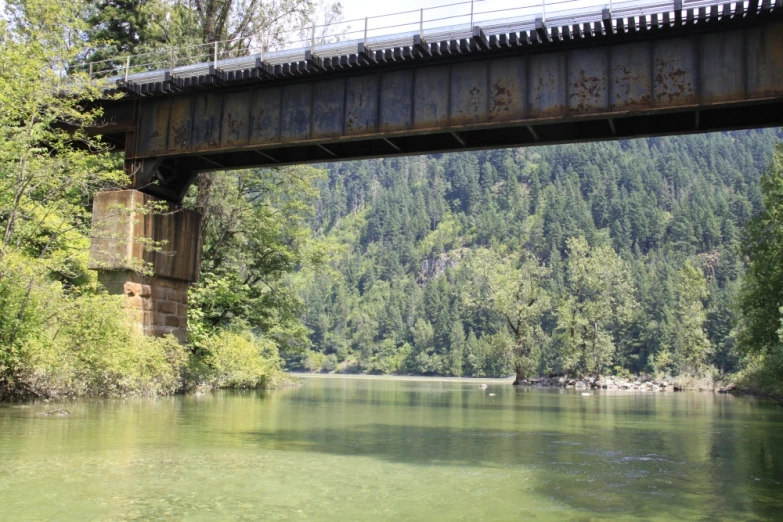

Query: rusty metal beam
[89,13,783,201]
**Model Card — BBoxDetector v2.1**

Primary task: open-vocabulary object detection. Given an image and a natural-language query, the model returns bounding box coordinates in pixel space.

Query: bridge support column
[89,190,201,343]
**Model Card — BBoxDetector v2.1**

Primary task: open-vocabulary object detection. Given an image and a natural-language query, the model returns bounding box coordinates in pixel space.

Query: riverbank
[294,371,761,397]
[517,375,724,393]
[4,369,776,403]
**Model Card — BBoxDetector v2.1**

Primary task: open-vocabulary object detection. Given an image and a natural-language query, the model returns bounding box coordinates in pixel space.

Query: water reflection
[0,376,781,521]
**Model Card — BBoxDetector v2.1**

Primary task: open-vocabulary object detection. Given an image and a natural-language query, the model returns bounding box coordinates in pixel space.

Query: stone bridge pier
[89,190,201,342]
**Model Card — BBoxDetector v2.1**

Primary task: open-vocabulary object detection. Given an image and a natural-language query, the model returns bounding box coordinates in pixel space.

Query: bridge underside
[94,8,783,202]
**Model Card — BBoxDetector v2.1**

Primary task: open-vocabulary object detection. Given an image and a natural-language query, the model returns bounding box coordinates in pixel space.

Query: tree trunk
[512,363,524,385]
[196,172,213,236]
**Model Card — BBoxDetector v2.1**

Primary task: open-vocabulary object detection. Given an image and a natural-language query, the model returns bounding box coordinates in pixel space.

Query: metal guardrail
[73,0,753,87]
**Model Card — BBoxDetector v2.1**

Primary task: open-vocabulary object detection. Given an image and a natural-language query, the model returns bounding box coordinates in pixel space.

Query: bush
[303,351,327,372]
[733,351,783,398]
[10,293,187,398]
[0,253,187,398]
[188,330,285,389]
[322,354,338,372]
[369,340,410,374]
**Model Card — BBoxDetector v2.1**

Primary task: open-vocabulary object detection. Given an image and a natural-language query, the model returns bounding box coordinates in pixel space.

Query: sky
[337,0,539,26]
[333,0,601,38]
[0,0,602,38]
[337,0,555,20]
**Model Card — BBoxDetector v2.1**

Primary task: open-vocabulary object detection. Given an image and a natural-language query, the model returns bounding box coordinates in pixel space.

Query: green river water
[1,375,782,521]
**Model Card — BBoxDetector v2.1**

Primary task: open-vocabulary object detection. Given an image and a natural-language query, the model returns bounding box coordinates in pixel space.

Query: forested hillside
[292,130,783,380]
[3,0,782,395]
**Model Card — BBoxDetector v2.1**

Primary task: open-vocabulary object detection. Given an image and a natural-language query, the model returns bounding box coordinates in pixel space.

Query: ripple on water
[1,378,782,521]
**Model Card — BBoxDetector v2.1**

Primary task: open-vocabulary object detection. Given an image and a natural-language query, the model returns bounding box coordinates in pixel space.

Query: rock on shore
[516,376,700,391]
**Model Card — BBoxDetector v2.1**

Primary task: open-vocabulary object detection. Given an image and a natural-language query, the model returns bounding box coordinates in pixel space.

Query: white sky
[334,0,602,38]
[338,0,546,20]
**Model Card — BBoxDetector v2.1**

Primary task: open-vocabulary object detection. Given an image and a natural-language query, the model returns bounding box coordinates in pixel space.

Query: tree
[86,0,154,62]
[0,0,194,397]
[0,0,123,343]
[737,146,783,368]
[447,320,465,376]
[185,166,327,356]
[671,261,711,374]
[466,249,550,384]
[556,237,636,378]
[284,126,782,381]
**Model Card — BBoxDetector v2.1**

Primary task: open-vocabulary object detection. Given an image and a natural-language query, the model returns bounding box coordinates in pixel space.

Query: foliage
[670,260,712,374]
[1,0,123,274]
[185,166,327,357]
[85,0,344,71]
[0,0,289,398]
[464,248,550,382]
[293,130,782,378]
[0,0,169,398]
[735,145,783,395]
[737,146,783,355]
[187,330,285,389]
[1,252,186,397]
[555,237,636,377]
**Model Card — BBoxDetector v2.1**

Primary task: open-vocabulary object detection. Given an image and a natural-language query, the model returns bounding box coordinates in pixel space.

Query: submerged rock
[42,408,70,417]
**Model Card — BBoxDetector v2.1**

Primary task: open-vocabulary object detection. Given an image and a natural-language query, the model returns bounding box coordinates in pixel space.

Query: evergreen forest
[291,130,783,388]
[2,0,783,398]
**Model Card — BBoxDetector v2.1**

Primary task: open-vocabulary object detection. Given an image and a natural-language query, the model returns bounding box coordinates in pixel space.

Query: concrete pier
[89,190,201,342]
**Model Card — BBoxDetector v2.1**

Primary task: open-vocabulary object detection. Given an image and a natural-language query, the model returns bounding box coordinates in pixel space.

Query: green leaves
[464,248,550,381]
[738,145,783,357]
[555,237,636,378]
[187,166,326,357]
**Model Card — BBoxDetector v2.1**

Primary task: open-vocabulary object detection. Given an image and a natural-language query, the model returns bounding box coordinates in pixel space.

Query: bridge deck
[90,1,783,201]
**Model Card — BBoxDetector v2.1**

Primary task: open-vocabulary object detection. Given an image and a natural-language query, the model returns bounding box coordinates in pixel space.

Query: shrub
[322,354,338,372]
[189,330,284,389]
[15,293,187,397]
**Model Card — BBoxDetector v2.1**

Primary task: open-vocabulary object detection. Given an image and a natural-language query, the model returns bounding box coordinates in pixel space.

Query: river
[1,375,781,521]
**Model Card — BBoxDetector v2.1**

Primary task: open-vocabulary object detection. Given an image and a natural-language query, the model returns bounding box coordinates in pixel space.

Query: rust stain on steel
[746,22,783,99]
[345,75,378,135]
[191,94,222,151]
[280,83,312,142]
[568,49,608,114]
[123,21,783,163]
[610,42,652,111]
[167,97,192,153]
[220,91,250,148]
[312,79,346,139]
[414,66,449,129]
[137,98,169,157]
[653,38,697,107]
[249,87,282,145]
[529,52,567,118]
[488,57,525,121]
[450,62,488,125]
[379,70,413,132]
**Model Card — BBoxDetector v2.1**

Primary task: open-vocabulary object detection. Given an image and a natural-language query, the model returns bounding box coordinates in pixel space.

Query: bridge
[86,0,783,202]
[83,0,783,340]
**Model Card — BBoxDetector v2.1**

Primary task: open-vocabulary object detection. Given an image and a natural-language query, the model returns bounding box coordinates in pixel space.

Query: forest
[1,0,782,397]
[291,132,783,392]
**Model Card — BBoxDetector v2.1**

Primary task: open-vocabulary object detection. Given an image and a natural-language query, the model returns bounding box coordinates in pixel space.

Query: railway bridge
[85,0,783,340]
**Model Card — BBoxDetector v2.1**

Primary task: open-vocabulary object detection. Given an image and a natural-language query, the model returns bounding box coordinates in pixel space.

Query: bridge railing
[70,0,751,86]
